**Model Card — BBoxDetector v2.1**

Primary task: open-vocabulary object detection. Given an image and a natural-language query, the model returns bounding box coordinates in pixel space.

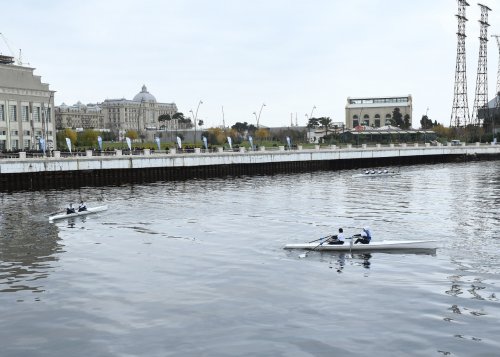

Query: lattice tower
[471,4,491,126]
[451,0,470,128]
[492,35,500,108]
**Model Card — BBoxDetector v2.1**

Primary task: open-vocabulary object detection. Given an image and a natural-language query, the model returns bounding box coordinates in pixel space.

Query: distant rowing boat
[284,240,438,252]
[352,170,400,178]
[49,205,108,222]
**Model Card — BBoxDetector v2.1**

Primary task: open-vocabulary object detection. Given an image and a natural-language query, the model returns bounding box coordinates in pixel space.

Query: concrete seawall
[1,144,499,191]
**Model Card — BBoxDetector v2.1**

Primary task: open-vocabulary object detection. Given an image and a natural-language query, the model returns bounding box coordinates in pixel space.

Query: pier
[1,143,499,191]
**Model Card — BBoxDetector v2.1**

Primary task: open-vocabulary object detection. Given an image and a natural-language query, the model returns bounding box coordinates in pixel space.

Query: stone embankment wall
[1,143,499,191]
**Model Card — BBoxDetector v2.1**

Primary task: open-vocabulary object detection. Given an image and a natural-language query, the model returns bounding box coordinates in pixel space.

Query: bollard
[390,144,394,148]
[376,144,381,148]
[475,142,480,147]
[115,149,123,156]
[314,145,320,150]
[217,147,224,153]
[239,147,245,153]
[194,148,201,154]
[362,144,367,149]
[143,149,151,155]
[297,145,303,151]
[414,143,419,147]
[259,146,266,151]
[169,148,176,154]
[86,150,93,157]
[279,146,285,151]
[330,145,337,149]
[53,151,61,158]
[347,144,352,149]
[18,152,27,159]
[425,143,430,147]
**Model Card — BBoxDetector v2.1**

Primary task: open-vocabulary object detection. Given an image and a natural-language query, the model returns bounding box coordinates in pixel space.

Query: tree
[318,117,333,136]
[231,122,249,135]
[420,115,433,129]
[125,130,138,140]
[56,128,77,149]
[391,108,404,127]
[204,127,226,145]
[307,117,320,129]
[403,114,411,129]
[77,129,99,147]
[255,128,270,141]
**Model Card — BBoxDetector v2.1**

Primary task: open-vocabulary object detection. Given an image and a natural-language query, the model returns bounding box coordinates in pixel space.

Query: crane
[0,33,25,65]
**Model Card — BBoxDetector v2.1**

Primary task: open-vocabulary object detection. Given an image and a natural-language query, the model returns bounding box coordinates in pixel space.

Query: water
[0,161,499,357]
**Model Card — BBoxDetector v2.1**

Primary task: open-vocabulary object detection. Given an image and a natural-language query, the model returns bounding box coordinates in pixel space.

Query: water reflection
[0,208,61,293]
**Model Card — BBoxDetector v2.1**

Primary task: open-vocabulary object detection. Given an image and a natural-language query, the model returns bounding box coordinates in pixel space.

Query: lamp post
[191,100,203,146]
[255,103,266,128]
[310,105,316,119]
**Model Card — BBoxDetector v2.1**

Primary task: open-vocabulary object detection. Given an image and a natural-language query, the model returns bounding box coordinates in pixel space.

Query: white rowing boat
[48,205,108,222]
[352,171,401,178]
[284,239,438,252]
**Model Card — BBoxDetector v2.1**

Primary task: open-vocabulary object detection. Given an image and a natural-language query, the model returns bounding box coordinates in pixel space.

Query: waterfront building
[0,55,55,150]
[345,95,413,129]
[100,85,177,137]
[55,102,104,130]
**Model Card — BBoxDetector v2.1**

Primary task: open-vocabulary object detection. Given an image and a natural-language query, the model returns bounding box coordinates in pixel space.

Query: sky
[1,0,499,129]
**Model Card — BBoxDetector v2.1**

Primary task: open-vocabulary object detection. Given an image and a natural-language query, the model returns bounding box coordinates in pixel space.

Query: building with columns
[55,102,104,129]
[0,55,55,151]
[345,95,413,129]
[100,85,177,136]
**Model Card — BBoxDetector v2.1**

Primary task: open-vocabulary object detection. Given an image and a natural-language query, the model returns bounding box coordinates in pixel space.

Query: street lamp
[255,103,266,128]
[310,105,316,119]
[191,100,203,146]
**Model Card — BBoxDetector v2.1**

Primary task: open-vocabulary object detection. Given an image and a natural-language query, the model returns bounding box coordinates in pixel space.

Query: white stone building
[0,55,55,150]
[345,95,413,129]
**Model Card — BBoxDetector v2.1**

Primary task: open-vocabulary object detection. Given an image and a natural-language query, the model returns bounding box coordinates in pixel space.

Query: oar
[308,235,332,243]
[46,209,65,217]
[299,237,330,258]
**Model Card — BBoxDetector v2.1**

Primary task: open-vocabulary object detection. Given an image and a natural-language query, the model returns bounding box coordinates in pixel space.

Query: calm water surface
[0,162,499,357]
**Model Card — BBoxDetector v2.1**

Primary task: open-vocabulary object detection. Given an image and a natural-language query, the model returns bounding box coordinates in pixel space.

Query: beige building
[101,85,177,136]
[0,55,55,151]
[55,102,104,129]
[345,95,412,129]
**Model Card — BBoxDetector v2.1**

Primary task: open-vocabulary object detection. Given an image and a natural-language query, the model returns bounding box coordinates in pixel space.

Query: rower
[66,203,76,214]
[78,200,87,212]
[354,227,372,244]
[326,228,345,245]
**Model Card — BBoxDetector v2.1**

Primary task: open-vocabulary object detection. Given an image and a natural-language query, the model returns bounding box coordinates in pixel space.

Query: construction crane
[0,32,25,65]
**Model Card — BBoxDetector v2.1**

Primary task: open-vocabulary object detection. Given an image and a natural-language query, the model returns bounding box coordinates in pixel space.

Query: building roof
[133,85,156,103]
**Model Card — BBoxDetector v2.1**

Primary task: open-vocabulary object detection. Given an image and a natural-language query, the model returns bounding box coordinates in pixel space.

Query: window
[22,106,29,122]
[33,107,40,122]
[47,108,52,123]
[23,139,30,149]
[9,105,17,122]
[0,104,4,121]
[23,130,31,136]
[11,130,19,136]
[11,140,19,150]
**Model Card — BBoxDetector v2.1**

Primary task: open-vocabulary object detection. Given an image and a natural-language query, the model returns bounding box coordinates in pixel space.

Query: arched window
[385,114,392,126]
[353,115,359,128]
[362,114,370,126]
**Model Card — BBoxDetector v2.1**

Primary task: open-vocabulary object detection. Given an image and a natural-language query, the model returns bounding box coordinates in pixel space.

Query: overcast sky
[1,0,499,128]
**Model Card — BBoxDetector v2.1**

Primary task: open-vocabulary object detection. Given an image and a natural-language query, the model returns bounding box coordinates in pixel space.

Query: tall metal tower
[471,4,491,126]
[451,0,470,128]
[492,34,500,135]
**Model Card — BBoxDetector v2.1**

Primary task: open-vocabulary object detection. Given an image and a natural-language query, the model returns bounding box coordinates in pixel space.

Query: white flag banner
[286,136,291,149]
[155,137,161,151]
[227,136,232,150]
[125,137,132,151]
[97,136,103,151]
[202,136,208,150]
[39,138,46,152]
[249,136,254,150]
[176,136,182,149]
[65,137,72,153]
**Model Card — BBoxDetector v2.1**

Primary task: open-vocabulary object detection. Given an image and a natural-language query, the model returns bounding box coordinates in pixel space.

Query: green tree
[403,114,411,129]
[125,130,139,140]
[255,128,270,141]
[77,129,99,147]
[392,108,404,127]
[56,128,77,149]
[307,117,320,129]
[420,115,433,129]
[318,117,333,136]
[232,122,249,135]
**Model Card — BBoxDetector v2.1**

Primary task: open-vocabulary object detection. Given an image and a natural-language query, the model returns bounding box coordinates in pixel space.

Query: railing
[1,141,498,160]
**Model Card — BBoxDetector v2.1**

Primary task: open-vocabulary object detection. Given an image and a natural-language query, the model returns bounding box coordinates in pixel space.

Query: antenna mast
[450,0,470,128]
[471,3,491,126]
